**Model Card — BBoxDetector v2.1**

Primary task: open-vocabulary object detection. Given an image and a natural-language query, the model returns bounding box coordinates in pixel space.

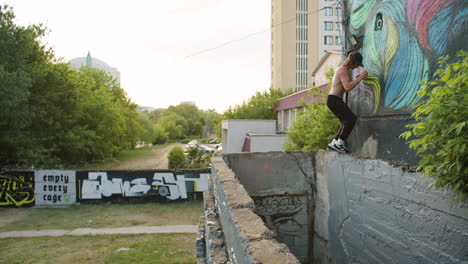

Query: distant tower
[70,52,121,84]
[86,51,92,67]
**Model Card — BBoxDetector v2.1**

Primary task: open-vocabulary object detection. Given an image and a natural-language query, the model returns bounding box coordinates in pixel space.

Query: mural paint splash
[347,0,467,112]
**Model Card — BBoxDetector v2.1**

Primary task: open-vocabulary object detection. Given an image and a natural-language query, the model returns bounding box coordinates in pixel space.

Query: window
[324,36,333,45]
[324,7,333,16]
[324,22,333,31]
[336,8,342,16]
[336,36,341,45]
[336,22,342,31]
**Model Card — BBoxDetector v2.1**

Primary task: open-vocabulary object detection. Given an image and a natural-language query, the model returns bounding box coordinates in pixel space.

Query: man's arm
[339,69,368,91]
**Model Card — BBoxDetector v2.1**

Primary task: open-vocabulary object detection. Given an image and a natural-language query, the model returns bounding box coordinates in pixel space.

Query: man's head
[346,51,364,68]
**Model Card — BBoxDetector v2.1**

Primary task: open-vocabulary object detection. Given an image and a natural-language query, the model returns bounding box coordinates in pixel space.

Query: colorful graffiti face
[347,0,467,112]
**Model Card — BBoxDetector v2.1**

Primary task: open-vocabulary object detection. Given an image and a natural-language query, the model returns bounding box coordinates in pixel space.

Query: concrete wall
[343,0,468,164]
[224,151,315,262]
[221,120,277,153]
[249,134,286,153]
[222,151,468,264]
[206,157,300,264]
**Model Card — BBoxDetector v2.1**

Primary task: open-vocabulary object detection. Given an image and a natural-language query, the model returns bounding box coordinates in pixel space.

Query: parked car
[209,138,219,144]
[215,143,222,150]
[198,145,215,153]
[188,140,198,147]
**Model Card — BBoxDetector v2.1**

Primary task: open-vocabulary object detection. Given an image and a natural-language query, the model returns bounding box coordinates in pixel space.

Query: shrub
[401,50,467,201]
[167,145,186,169]
[285,87,340,150]
[185,146,212,168]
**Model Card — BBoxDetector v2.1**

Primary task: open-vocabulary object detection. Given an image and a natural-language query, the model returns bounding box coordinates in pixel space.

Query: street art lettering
[0,174,35,207]
[254,196,305,236]
[347,0,467,112]
[35,171,76,206]
[81,172,208,201]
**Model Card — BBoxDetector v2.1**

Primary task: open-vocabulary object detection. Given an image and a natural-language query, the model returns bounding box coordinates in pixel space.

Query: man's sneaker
[327,139,338,151]
[336,139,350,153]
[328,138,350,153]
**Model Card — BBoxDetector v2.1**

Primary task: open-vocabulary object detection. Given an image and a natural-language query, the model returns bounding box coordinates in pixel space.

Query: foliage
[401,50,467,200]
[0,5,153,168]
[152,124,169,144]
[185,146,212,168]
[167,145,186,169]
[284,87,340,150]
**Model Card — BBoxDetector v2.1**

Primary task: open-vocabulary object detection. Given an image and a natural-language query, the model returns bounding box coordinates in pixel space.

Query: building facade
[271,0,342,92]
[70,52,121,84]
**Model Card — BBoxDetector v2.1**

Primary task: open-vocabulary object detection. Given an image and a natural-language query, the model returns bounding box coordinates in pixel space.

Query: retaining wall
[0,169,210,207]
[199,157,300,264]
[215,151,468,264]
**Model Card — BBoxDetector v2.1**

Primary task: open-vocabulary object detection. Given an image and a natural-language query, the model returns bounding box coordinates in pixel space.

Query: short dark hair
[348,51,364,67]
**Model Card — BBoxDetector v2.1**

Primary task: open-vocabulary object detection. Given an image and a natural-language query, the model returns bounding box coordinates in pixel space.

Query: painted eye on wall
[375,13,383,31]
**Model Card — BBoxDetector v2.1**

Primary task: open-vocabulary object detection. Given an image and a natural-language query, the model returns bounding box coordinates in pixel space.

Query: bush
[401,50,467,201]
[167,145,186,169]
[285,88,340,150]
[185,146,212,168]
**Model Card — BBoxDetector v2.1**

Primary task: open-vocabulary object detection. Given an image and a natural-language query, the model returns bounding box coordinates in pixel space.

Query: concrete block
[247,239,301,264]
[232,208,276,241]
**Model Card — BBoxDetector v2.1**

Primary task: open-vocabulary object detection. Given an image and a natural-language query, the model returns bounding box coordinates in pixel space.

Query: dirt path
[0,225,198,238]
[111,144,177,170]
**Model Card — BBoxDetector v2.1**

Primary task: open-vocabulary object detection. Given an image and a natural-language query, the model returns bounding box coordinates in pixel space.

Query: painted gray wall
[223,151,468,264]
[224,151,315,263]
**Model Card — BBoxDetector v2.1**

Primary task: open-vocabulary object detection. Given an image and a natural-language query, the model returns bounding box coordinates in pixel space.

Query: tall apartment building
[271,0,342,92]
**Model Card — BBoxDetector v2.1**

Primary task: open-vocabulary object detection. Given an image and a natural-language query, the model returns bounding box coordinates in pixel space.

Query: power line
[185,3,338,59]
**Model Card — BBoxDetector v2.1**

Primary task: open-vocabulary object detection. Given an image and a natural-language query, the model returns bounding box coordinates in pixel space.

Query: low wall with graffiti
[0,169,209,207]
[342,0,467,164]
[218,151,468,264]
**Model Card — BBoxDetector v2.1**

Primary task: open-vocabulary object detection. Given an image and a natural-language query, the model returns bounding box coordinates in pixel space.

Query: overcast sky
[3,0,271,112]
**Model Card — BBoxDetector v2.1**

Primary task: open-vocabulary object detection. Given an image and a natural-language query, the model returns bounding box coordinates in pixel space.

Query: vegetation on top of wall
[284,87,340,150]
[401,50,467,201]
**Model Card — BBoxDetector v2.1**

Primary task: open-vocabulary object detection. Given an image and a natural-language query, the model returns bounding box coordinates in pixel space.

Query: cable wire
[185,3,339,59]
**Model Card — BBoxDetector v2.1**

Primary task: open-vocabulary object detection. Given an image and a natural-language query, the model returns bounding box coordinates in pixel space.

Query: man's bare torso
[329,65,350,97]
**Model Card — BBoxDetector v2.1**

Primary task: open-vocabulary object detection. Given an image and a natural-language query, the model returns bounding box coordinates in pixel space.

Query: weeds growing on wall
[401,50,467,201]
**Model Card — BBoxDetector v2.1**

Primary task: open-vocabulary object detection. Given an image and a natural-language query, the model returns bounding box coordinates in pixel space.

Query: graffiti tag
[0,175,35,207]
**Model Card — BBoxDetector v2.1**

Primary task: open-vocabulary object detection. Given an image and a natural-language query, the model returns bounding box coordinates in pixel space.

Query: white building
[271,0,342,92]
[221,120,286,154]
[70,52,121,84]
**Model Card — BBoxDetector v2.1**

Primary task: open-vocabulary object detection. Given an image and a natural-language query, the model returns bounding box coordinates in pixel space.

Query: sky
[3,0,271,113]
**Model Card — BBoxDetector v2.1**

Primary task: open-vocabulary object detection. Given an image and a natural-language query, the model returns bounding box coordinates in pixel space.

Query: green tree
[401,50,467,200]
[0,5,51,165]
[152,124,168,144]
[285,87,340,150]
[168,145,186,169]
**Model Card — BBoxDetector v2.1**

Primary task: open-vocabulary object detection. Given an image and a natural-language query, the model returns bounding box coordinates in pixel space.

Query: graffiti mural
[35,171,76,206]
[78,171,209,201]
[346,0,467,113]
[254,196,307,237]
[0,172,35,207]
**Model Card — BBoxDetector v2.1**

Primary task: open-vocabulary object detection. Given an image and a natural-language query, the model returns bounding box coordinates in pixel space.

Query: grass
[0,201,203,232]
[0,233,196,264]
[75,143,172,169]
